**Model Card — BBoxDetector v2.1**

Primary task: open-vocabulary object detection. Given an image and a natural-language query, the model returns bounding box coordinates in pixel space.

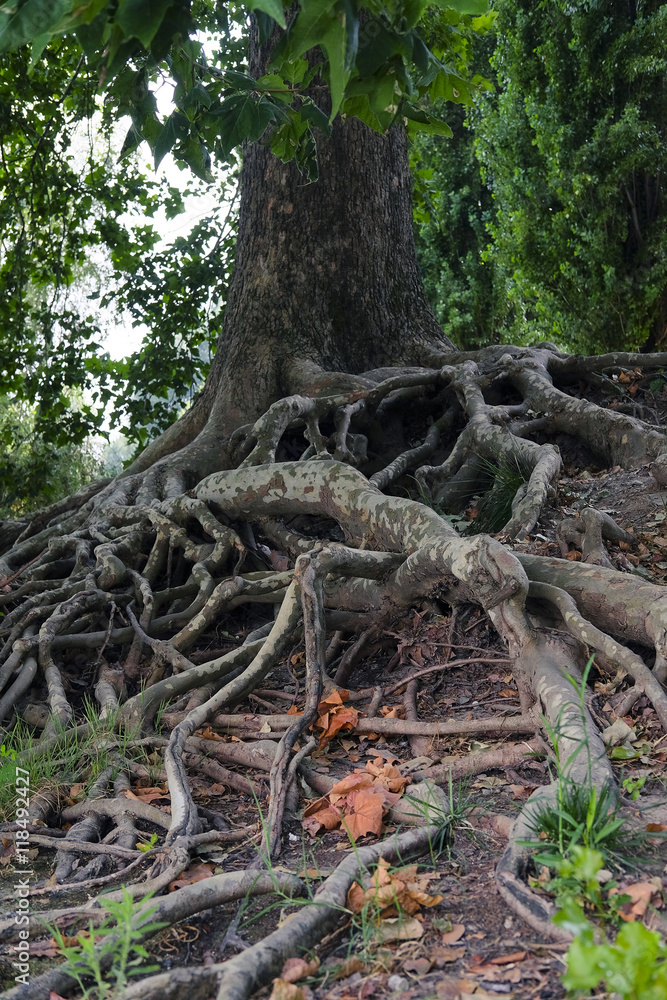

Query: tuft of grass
[467,455,532,534]
[0,703,149,822]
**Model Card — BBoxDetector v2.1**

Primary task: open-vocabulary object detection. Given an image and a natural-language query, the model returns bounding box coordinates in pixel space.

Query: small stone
[601,718,636,747]
[388,974,408,992]
[651,453,667,488]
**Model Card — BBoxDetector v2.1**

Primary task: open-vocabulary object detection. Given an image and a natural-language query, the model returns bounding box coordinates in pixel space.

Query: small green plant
[136,832,159,853]
[622,774,647,801]
[525,782,627,869]
[555,900,667,1000]
[467,455,532,534]
[47,888,164,999]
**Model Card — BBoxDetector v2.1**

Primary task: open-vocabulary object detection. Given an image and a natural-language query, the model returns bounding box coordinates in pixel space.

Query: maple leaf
[301,798,344,836]
[340,788,385,840]
[280,956,320,982]
[313,689,360,745]
[347,857,443,914]
[301,759,410,841]
[168,863,214,892]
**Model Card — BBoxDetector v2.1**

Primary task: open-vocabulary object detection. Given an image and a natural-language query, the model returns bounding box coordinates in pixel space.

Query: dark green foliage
[413,99,501,350]
[480,0,667,352]
[525,782,627,869]
[0,396,106,517]
[417,0,667,354]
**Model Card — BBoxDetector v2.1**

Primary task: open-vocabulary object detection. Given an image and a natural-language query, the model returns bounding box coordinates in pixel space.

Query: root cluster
[1,344,667,999]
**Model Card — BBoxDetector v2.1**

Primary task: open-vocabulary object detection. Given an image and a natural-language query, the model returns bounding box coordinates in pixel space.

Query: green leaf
[0,0,69,53]
[300,98,331,135]
[213,92,278,159]
[221,69,259,91]
[115,0,174,48]
[247,0,285,29]
[270,110,308,161]
[430,0,488,12]
[153,110,189,168]
[274,0,350,118]
[404,103,453,137]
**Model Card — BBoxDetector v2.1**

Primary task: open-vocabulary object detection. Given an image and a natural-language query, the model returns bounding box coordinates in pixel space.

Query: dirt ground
[2,459,667,1000]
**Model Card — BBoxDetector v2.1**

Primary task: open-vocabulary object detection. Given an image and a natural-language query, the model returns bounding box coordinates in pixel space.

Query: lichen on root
[1,345,667,999]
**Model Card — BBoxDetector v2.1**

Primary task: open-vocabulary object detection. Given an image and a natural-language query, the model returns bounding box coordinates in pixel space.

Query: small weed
[622,774,647,801]
[467,455,532,534]
[410,477,469,533]
[46,888,165,999]
[555,900,667,1000]
[136,832,159,853]
[525,781,628,869]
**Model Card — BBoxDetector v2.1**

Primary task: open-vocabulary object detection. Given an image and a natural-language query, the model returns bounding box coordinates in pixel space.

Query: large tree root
[2,346,667,998]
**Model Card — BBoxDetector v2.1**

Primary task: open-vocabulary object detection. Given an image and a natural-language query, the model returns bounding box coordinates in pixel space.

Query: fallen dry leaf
[280,957,320,983]
[168,863,214,892]
[372,916,424,944]
[268,979,306,1000]
[68,783,86,802]
[403,957,432,975]
[610,881,660,921]
[441,923,465,944]
[196,726,223,741]
[647,822,667,832]
[340,788,385,841]
[347,857,443,916]
[490,950,527,964]
[125,785,170,803]
[332,957,364,979]
[432,945,466,965]
[313,689,360,745]
[436,978,476,999]
[302,759,409,841]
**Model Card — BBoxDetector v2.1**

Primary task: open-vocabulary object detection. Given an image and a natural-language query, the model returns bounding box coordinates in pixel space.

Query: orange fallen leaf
[68,783,86,802]
[432,945,466,964]
[168,863,214,892]
[280,957,320,983]
[196,726,223,741]
[125,785,170,803]
[490,950,527,964]
[313,690,360,745]
[610,881,659,921]
[341,788,385,841]
[403,957,432,975]
[268,979,305,1000]
[347,857,443,916]
[287,705,302,716]
[647,822,667,832]
[441,923,465,944]
[333,957,364,980]
[379,705,405,719]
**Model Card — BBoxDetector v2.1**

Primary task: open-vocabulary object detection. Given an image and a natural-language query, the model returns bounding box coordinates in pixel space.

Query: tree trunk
[130,35,454,475]
[203,113,455,435]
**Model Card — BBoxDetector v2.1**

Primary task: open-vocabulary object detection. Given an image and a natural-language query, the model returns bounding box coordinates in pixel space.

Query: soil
[1,463,667,1000]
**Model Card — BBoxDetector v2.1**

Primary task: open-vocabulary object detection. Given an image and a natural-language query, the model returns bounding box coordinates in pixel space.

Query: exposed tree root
[1,346,667,996]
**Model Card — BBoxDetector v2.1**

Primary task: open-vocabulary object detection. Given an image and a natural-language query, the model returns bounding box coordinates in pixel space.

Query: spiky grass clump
[523,781,642,873]
[468,455,532,534]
